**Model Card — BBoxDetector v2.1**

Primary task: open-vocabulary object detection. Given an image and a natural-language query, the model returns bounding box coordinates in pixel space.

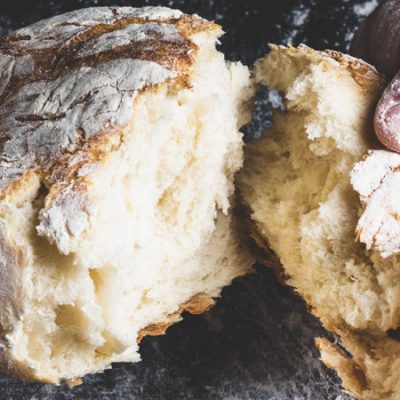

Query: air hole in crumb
[51,305,93,358]
[89,268,124,357]
[89,268,103,295]
[55,304,88,334]
[95,331,123,358]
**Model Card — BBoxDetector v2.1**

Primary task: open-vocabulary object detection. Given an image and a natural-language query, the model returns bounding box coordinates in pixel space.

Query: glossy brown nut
[350,0,400,78]
[375,71,400,153]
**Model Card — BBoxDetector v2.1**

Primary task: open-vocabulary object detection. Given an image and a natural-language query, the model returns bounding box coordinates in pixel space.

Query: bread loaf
[0,7,254,383]
[238,45,400,400]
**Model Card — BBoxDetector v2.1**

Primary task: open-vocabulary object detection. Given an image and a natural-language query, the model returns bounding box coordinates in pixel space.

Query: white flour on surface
[283,4,312,44]
[268,89,284,110]
[353,0,378,17]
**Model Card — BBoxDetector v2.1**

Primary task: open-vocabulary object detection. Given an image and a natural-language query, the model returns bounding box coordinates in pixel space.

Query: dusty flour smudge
[283,4,311,44]
[353,0,378,17]
[268,89,284,110]
[292,7,311,26]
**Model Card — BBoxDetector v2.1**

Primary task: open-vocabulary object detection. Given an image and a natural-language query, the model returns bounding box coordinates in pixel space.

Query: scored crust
[0,7,219,258]
[0,6,218,201]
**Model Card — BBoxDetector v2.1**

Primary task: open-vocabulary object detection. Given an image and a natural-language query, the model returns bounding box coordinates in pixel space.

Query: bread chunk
[238,44,400,400]
[0,7,253,383]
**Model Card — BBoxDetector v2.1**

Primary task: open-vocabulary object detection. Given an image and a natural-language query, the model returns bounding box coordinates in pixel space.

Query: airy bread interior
[238,45,400,400]
[1,30,253,383]
[241,46,379,332]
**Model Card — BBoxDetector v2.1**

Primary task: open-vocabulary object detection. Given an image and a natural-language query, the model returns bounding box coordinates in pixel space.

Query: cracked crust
[0,6,218,202]
[0,5,222,283]
[0,8,218,258]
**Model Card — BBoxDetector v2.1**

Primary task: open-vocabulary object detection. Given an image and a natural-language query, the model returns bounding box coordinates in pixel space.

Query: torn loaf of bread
[0,6,254,383]
[238,44,400,400]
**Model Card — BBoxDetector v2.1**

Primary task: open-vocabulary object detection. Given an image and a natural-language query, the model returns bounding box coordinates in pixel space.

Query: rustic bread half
[238,45,400,400]
[0,7,254,383]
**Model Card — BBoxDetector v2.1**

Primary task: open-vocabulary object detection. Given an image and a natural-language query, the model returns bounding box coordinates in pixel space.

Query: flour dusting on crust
[0,6,214,198]
[351,150,400,258]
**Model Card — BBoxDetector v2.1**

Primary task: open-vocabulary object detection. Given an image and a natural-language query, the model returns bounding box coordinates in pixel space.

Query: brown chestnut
[351,0,400,79]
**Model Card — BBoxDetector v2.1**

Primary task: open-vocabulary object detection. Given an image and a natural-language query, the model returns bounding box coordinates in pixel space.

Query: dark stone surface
[0,1,379,399]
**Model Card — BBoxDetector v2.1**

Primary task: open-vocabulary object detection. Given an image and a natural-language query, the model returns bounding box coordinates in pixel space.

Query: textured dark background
[0,1,379,399]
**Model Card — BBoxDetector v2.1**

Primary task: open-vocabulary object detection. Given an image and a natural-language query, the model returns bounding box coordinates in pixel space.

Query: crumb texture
[0,7,253,383]
[239,45,400,400]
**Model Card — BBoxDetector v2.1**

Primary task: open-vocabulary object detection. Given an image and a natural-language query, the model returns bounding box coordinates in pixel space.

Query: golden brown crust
[137,293,216,342]
[266,44,386,94]
[316,337,367,398]
[235,198,287,282]
[324,49,386,93]
[66,378,84,388]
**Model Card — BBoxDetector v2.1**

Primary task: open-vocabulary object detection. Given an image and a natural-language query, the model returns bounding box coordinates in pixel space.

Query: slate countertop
[0,1,378,399]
